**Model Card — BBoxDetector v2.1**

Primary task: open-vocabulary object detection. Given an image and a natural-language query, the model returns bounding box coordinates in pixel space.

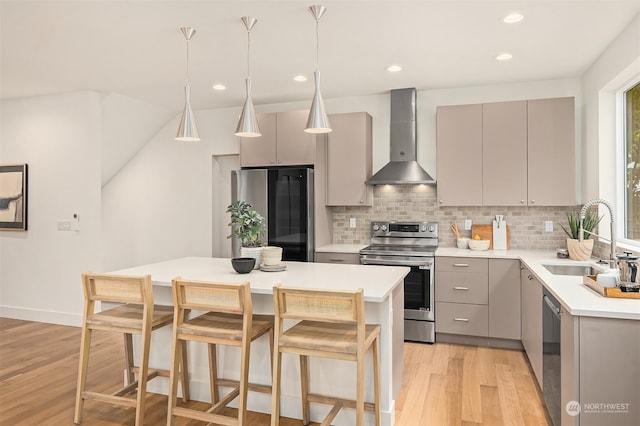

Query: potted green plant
[227,200,265,268]
[560,210,602,261]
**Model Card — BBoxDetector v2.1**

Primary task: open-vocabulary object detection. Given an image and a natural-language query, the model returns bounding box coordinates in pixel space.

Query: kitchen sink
[542,264,600,276]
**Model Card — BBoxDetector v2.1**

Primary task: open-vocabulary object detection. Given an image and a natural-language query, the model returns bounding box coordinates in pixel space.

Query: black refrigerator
[231,167,314,262]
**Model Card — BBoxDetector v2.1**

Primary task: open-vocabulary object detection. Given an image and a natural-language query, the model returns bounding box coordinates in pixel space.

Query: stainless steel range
[360,221,438,343]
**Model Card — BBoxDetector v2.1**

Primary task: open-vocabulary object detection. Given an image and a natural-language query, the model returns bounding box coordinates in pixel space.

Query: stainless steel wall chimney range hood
[367,88,436,185]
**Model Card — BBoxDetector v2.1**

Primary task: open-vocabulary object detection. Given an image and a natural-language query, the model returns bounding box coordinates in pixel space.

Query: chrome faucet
[579,198,616,266]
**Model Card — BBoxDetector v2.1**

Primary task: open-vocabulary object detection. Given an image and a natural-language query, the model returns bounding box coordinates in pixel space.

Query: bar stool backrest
[273,285,364,324]
[172,279,251,315]
[82,272,152,306]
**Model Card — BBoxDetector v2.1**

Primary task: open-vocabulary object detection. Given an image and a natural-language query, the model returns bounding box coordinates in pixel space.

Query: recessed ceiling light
[212,84,226,91]
[386,65,402,72]
[503,13,524,24]
[496,53,513,61]
[293,75,307,82]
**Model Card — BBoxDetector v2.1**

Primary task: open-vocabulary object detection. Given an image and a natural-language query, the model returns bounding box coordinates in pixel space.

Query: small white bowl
[468,239,490,251]
[456,238,470,249]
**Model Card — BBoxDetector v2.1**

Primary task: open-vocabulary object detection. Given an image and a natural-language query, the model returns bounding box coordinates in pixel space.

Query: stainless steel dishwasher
[542,288,562,426]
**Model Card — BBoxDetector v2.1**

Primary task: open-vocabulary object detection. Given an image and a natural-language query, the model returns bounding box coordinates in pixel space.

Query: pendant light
[235,17,261,137]
[305,4,332,134]
[175,27,200,142]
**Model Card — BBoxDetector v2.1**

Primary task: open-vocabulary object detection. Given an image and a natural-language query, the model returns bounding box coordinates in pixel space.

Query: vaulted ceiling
[2,0,639,113]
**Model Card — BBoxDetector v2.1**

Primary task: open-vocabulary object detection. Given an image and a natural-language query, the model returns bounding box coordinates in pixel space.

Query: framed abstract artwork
[0,164,28,231]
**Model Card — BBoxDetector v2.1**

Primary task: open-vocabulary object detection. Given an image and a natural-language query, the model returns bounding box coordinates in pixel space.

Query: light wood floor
[0,317,550,425]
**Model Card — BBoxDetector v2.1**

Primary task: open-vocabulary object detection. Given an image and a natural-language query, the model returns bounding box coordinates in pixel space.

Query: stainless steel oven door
[403,264,434,322]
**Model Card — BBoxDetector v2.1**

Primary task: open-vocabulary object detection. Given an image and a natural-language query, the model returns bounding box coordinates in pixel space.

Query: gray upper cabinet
[239,110,315,167]
[436,104,483,206]
[436,97,575,206]
[482,101,528,206]
[528,97,576,206]
[326,112,373,206]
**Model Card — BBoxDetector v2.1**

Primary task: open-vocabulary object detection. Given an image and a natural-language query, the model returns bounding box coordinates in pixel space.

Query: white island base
[109,257,408,426]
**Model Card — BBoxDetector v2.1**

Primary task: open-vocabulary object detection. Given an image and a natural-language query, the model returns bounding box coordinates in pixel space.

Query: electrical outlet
[349,218,356,228]
[545,220,554,232]
[464,219,472,230]
[57,220,71,231]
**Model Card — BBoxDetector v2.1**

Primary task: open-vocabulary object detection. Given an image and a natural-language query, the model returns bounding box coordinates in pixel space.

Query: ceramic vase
[240,246,262,269]
[566,238,594,261]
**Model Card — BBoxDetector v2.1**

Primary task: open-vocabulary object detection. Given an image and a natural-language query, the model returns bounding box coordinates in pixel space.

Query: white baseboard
[0,305,82,327]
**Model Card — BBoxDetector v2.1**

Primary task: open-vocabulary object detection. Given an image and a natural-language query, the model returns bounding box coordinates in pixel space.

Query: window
[624,81,640,241]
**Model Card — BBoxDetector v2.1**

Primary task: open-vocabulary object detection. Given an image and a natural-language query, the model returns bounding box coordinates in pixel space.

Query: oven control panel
[370,221,438,238]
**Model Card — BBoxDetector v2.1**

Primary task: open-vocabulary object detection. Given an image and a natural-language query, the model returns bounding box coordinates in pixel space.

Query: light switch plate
[349,218,356,228]
[545,220,553,232]
[464,219,472,230]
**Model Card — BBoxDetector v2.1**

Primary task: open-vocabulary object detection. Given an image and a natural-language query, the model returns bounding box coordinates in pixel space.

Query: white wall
[582,13,640,205]
[101,93,173,185]
[0,92,102,326]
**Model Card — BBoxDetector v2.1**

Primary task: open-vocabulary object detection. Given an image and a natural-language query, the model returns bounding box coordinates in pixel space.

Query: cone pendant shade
[305,70,331,133]
[235,77,261,137]
[176,82,200,141]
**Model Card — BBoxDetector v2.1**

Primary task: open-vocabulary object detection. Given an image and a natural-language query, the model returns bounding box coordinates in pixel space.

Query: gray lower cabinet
[577,316,640,426]
[521,263,543,389]
[435,257,520,340]
[315,251,360,265]
[489,259,521,340]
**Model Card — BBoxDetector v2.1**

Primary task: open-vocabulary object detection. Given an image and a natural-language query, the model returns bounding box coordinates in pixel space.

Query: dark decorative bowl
[231,257,255,274]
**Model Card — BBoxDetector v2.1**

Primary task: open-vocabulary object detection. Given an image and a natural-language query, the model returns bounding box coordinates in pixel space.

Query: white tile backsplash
[332,185,586,252]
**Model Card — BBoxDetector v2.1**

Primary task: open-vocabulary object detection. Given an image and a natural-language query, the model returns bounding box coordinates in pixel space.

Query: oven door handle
[360,258,433,268]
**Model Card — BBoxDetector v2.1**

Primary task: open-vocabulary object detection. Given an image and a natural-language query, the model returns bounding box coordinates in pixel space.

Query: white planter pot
[240,246,263,269]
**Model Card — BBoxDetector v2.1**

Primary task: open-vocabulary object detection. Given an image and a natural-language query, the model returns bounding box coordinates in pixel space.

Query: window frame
[617,76,640,249]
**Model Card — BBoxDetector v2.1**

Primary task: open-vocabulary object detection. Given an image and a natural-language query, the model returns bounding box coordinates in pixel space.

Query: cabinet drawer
[436,302,488,337]
[436,271,488,304]
[315,252,360,265]
[435,257,488,274]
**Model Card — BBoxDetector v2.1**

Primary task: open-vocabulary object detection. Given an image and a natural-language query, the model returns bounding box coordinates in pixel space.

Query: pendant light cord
[315,17,320,71]
[247,27,251,78]
[185,37,190,84]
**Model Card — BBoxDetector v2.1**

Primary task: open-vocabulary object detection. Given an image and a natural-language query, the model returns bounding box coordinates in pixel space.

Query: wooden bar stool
[167,278,274,426]
[74,272,189,425]
[271,285,381,426]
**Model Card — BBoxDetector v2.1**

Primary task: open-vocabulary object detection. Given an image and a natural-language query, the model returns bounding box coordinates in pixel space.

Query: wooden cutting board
[471,224,510,249]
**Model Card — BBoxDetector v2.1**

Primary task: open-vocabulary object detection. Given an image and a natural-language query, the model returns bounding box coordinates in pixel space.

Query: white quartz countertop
[316,244,368,253]
[110,256,409,303]
[436,248,640,320]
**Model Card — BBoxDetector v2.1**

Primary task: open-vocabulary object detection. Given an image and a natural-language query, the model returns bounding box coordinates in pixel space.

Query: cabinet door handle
[453,263,469,267]
[453,286,469,291]
[454,317,470,322]
[329,258,344,262]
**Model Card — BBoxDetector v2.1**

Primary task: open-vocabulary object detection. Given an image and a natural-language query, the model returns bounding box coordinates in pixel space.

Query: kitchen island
[109,257,408,426]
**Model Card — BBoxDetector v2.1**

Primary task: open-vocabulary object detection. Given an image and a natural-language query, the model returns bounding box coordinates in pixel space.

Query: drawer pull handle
[454,317,470,322]
[329,258,344,262]
[453,286,469,291]
[453,263,469,267]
